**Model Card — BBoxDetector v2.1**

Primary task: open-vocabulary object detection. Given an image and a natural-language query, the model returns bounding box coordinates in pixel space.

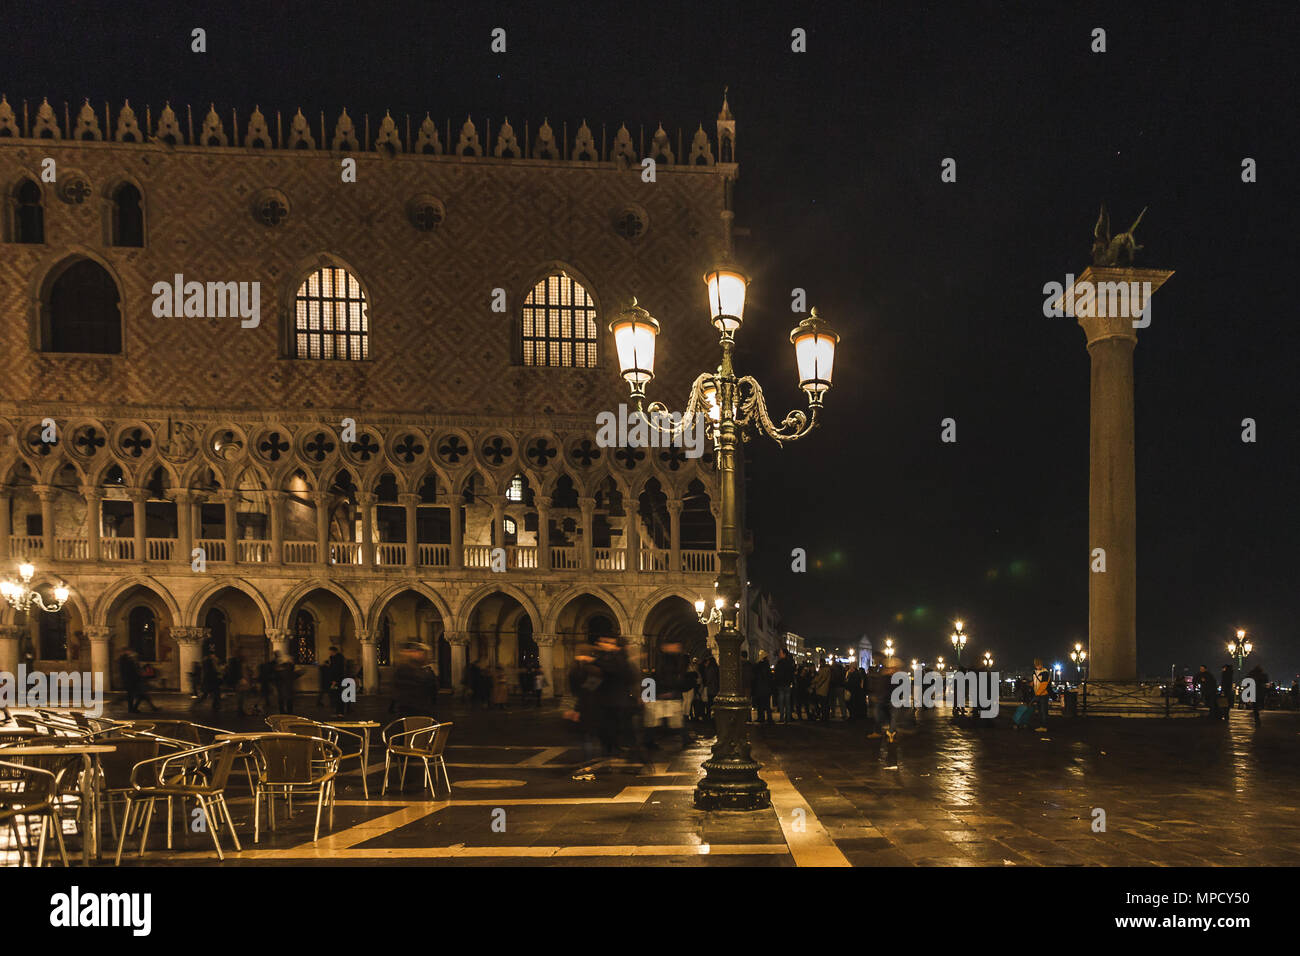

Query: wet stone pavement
[46,694,1300,867]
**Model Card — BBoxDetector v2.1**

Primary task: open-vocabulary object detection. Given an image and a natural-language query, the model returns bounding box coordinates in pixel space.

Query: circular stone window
[252,189,290,227]
[408,195,446,232]
[59,175,92,205]
[612,205,649,241]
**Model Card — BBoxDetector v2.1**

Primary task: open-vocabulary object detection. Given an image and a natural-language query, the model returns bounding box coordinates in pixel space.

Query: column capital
[216,489,240,504]
[534,633,558,647]
[309,489,331,503]
[79,485,104,500]
[445,632,471,647]
[398,493,421,507]
[578,496,596,512]
[265,627,289,643]
[0,624,26,640]
[356,491,378,507]
[165,487,193,503]
[84,625,112,644]
[357,629,377,645]
[34,484,58,502]
[267,489,288,502]
[169,625,204,645]
[666,498,684,514]
[535,499,550,512]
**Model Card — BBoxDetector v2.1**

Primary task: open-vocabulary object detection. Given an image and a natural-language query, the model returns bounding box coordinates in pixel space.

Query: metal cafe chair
[0,760,70,867]
[249,734,342,843]
[381,718,453,797]
[114,741,243,865]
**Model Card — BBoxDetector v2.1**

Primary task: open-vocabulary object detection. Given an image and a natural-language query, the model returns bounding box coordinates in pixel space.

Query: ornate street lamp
[1226,629,1252,707]
[610,276,839,810]
[982,650,994,669]
[0,563,70,614]
[950,620,967,667]
[1070,641,1088,682]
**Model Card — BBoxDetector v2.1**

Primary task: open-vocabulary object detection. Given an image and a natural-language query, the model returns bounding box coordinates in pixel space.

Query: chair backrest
[96,736,162,790]
[254,735,330,785]
[384,716,436,749]
[144,720,203,745]
[203,741,241,792]
[279,718,323,738]
[264,714,306,732]
[427,721,454,757]
[0,760,59,814]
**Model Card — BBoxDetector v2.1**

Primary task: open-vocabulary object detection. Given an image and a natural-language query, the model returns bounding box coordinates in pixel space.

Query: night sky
[10,0,1297,679]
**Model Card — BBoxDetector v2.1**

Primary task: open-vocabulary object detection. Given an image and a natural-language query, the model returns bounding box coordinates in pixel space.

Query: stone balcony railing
[8,534,718,575]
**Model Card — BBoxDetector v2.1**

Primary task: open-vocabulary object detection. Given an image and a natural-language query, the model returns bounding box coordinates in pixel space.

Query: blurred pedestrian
[751,650,773,723]
[1221,662,1234,713]
[1197,665,1219,721]
[1031,658,1052,730]
[811,659,831,720]
[774,649,795,723]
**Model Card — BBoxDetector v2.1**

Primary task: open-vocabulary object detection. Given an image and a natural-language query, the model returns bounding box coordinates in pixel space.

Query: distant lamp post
[982,651,994,670]
[1227,629,1253,707]
[936,656,946,674]
[950,621,967,667]
[883,638,895,663]
[1070,642,1088,683]
[0,563,70,614]
[610,267,840,812]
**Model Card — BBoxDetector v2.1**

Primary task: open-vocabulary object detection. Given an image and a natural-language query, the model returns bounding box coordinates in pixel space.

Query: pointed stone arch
[542,585,631,637]
[274,578,364,632]
[93,574,183,627]
[366,581,454,633]
[453,582,542,635]
[184,577,274,629]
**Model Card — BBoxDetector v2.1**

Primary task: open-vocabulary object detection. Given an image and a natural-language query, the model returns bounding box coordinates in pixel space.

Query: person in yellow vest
[1031,658,1052,731]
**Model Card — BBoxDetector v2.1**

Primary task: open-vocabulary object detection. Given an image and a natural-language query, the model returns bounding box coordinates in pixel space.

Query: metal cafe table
[0,741,116,864]
[328,721,381,798]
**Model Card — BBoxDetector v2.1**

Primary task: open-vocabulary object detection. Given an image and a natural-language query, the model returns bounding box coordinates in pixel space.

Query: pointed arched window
[42,258,122,353]
[11,178,44,243]
[293,265,368,360]
[111,182,144,246]
[521,272,598,368]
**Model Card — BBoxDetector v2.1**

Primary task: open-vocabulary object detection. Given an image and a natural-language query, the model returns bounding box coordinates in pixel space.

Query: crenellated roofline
[0,94,738,172]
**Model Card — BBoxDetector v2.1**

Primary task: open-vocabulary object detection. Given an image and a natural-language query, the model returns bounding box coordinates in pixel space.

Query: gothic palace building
[0,94,744,696]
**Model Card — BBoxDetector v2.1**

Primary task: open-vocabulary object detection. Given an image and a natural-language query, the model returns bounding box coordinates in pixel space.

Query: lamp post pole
[607,269,840,812]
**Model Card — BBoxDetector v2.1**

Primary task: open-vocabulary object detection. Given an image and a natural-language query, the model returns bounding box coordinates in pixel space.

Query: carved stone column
[399,493,420,568]
[0,623,24,675]
[535,501,551,571]
[624,634,645,677]
[265,626,292,661]
[311,490,331,566]
[358,628,380,694]
[491,497,506,550]
[85,625,112,688]
[358,491,376,567]
[667,498,683,572]
[171,626,205,693]
[128,486,148,563]
[445,494,463,569]
[35,484,57,557]
[269,490,286,565]
[446,632,469,689]
[535,633,558,698]
[1073,266,1174,681]
[171,488,193,566]
[578,496,596,570]
[624,500,640,573]
[220,489,238,564]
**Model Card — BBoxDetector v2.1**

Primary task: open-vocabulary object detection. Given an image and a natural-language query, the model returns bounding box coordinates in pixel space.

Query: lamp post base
[693,693,770,811]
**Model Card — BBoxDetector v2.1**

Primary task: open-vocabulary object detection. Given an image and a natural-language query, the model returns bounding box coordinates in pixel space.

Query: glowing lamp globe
[790,308,839,399]
[704,265,748,332]
[608,298,660,387]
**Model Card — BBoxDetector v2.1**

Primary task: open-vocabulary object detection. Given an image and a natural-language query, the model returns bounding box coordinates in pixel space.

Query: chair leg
[381,751,391,795]
[218,794,241,852]
[423,759,434,794]
[253,787,261,844]
[36,813,47,868]
[138,798,156,857]
[115,798,133,866]
[439,756,452,795]
[107,793,118,843]
[313,787,324,842]
[200,797,223,862]
[400,755,409,790]
[166,796,173,850]
[50,809,69,867]
[328,779,335,830]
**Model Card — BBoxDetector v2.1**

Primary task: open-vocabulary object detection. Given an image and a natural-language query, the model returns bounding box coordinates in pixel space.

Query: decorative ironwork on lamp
[0,563,70,614]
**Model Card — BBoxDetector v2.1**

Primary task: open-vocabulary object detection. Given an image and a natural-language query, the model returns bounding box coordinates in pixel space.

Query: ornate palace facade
[0,94,740,696]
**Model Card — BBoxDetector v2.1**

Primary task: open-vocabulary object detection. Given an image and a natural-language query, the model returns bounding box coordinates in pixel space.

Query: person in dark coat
[1221,663,1234,714]
[223,653,247,717]
[1246,664,1268,727]
[751,651,774,723]
[392,643,437,718]
[1197,665,1220,720]
[275,654,299,714]
[194,651,223,713]
[119,651,141,713]
[846,663,867,719]
[258,656,276,713]
[568,645,603,766]
[795,664,813,720]
[324,645,347,716]
[703,655,720,719]
[774,649,796,723]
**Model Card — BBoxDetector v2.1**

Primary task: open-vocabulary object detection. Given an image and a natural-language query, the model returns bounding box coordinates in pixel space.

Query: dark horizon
[7,0,1296,681]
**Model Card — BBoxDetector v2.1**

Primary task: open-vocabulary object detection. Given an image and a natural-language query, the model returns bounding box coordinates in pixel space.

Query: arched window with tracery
[293,265,368,360]
[293,609,317,664]
[521,272,598,368]
[111,182,144,247]
[42,258,122,353]
[11,178,44,243]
